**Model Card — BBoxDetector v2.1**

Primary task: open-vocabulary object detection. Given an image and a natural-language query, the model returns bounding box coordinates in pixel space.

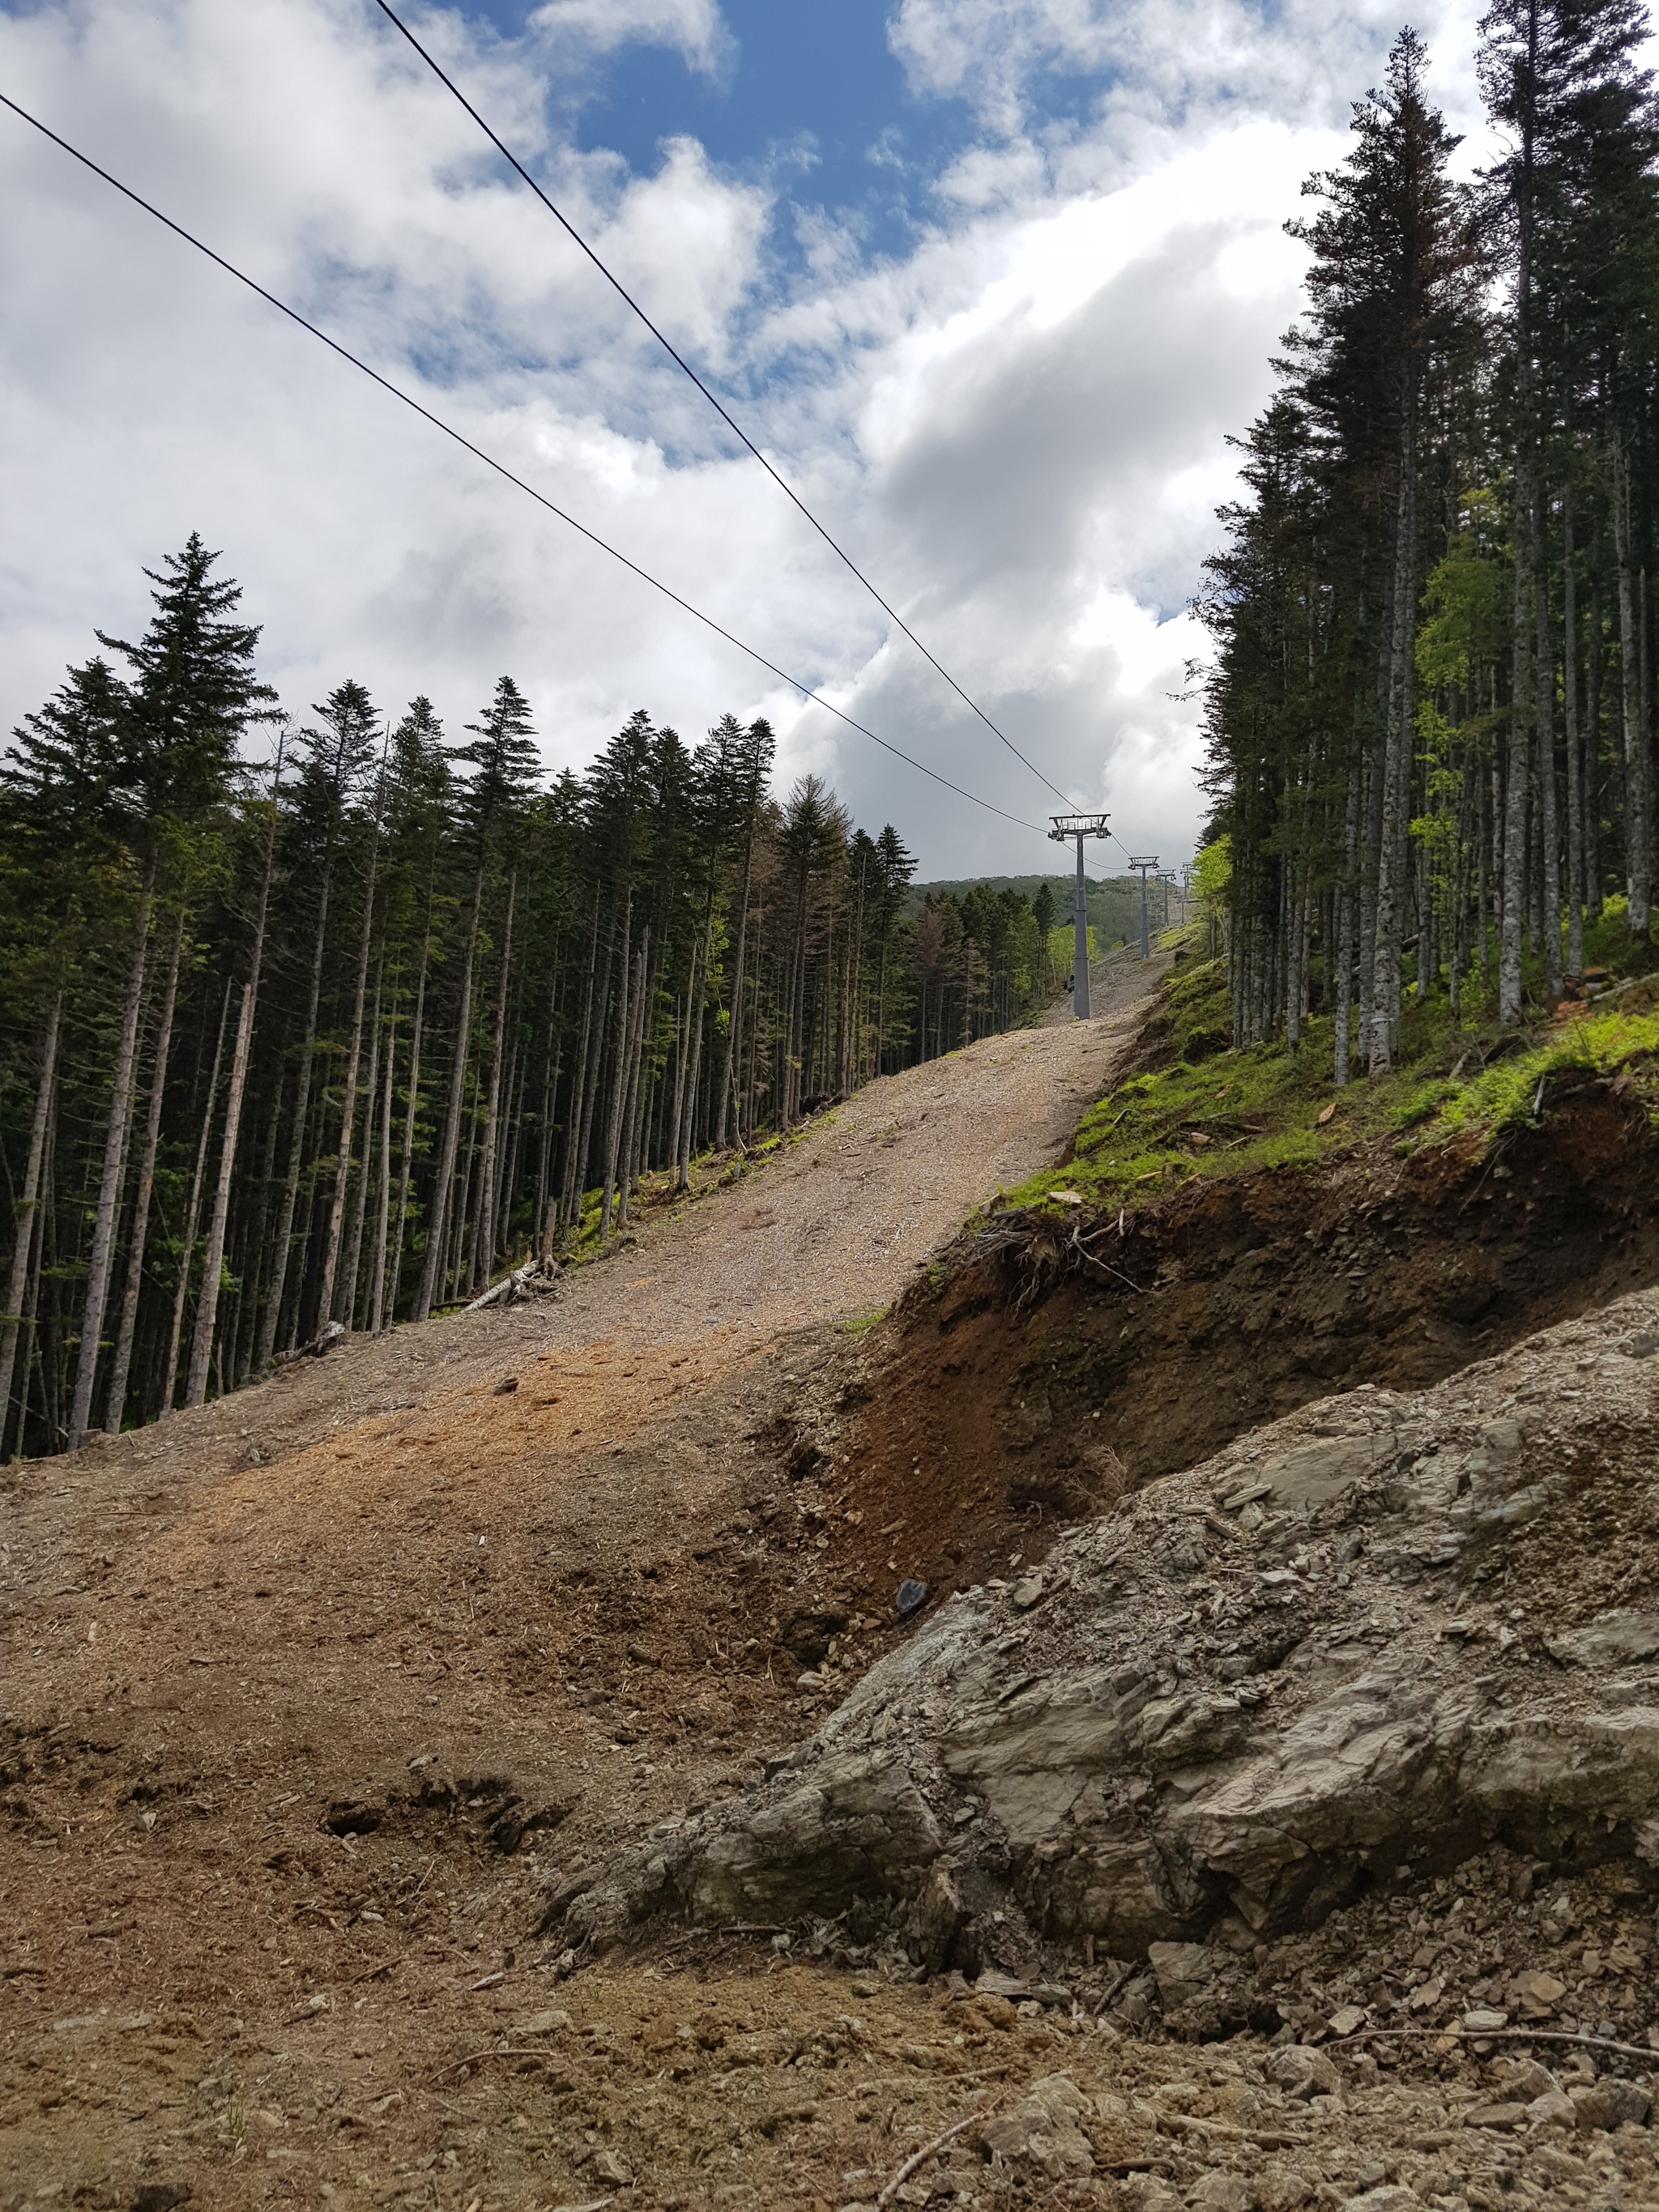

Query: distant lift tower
[1128,855,1160,960]
[1048,813,1111,1018]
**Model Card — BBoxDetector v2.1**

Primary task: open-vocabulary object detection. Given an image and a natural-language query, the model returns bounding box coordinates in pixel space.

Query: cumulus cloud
[0,0,1497,876]
[531,0,731,77]
[890,0,1490,145]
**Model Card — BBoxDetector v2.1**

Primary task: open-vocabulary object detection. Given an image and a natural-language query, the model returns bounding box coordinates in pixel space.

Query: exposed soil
[807,1067,1659,1615]
[6,963,1659,2212]
[0,964,1165,2212]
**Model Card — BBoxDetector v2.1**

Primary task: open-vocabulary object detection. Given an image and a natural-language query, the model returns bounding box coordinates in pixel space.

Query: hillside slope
[0,957,1166,2210]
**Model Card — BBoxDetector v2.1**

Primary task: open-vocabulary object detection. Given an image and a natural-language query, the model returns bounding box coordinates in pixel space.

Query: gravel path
[552,945,1169,1356]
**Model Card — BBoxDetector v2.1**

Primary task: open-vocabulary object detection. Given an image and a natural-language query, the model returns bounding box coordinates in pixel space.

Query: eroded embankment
[795,1068,1659,1608]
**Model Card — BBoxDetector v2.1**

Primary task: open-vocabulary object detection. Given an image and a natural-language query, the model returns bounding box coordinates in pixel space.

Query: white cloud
[530,0,731,76]
[0,0,1499,878]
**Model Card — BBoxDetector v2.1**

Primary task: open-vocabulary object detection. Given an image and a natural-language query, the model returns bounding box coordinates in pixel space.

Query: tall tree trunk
[369,979,398,1334]
[1563,484,1585,979]
[340,960,382,1328]
[1367,418,1417,1072]
[15,1103,56,1457]
[164,982,232,1414]
[1613,422,1652,934]
[318,789,388,1326]
[599,892,635,1240]
[0,994,62,1460]
[619,935,654,1222]
[104,911,185,1434]
[1534,484,1563,999]
[1501,461,1533,1028]
[390,902,435,1322]
[716,808,758,1148]
[469,873,516,1292]
[255,872,332,1369]
[1587,573,1605,917]
[557,889,603,1231]
[186,773,281,1410]
[417,871,483,1317]
[678,922,712,1189]
[68,881,154,1447]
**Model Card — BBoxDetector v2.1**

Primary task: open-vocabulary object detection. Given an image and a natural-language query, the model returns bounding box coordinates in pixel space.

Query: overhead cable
[369,0,1077,810]
[0,90,1044,835]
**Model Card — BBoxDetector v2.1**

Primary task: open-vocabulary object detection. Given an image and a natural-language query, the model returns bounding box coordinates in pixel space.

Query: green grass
[999,927,1659,1221]
[840,1306,887,1335]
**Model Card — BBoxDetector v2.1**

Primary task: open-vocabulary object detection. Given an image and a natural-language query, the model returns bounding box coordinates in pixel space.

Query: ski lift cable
[0,89,1047,837]
[369,0,1077,811]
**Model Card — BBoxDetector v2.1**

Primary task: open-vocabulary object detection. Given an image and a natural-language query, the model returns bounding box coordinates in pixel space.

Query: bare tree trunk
[318,786,388,1326]
[557,890,603,1232]
[340,960,382,1329]
[1563,484,1585,978]
[599,893,635,1240]
[678,925,712,1189]
[186,771,281,1410]
[12,1103,55,1458]
[417,872,483,1317]
[1587,574,1605,917]
[0,994,62,1459]
[1501,464,1533,1028]
[716,810,758,1148]
[1334,752,1358,1085]
[369,979,398,1335]
[163,982,231,1413]
[104,912,185,1434]
[1367,421,1417,1072]
[614,940,650,1229]
[621,935,655,1218]
[256,875,332,1369]
[68,884,154,1447]
[469,873,516,1292]
[390,906,434,1322]
[535,977,568,1257]
[1614,423,1651,934]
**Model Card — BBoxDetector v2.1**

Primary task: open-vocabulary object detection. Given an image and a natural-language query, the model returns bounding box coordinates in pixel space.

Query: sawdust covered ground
[2,965,1177,2211]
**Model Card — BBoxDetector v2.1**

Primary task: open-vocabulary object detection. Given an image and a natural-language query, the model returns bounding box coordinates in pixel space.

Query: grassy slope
[1000,918,1659,1220]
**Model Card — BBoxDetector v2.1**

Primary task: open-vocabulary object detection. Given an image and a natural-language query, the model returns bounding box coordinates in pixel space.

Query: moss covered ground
[1000,914,1659,1221]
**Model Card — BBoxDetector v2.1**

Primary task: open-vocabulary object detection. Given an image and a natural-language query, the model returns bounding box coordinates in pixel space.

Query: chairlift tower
[1048,812,1111,1018]
[1128,855,1160,961]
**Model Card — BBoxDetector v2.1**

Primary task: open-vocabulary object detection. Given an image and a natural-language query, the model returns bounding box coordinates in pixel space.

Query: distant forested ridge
[1202,3,1659,1068]
[912,873,1180,953]
[0,539,1060,1457]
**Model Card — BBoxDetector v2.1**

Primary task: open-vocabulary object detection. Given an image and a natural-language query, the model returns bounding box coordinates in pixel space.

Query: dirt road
[557,946,1163,1356]
[0,968,1163,2212]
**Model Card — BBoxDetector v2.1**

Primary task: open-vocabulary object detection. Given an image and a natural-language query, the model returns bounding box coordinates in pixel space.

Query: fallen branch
[464,1255,561,1313]
[429,2044,561,2083]
[1094,1962,1137,2016]
[347,1954,403,1986]
[278,1319,345,1365]
[1331,2022,1658,2065]
[876,2104,995,2206]
[1158,2112,1307,2150]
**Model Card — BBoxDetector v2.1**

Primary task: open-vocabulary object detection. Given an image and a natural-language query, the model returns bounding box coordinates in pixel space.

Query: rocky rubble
[549,1289,1659,2049]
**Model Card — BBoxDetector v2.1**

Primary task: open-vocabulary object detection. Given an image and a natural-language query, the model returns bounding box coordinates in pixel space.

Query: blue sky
[557,0,971,258]
[0,0,1494,873]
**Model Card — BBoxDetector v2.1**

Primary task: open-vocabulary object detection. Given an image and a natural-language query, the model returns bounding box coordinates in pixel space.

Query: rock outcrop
[548,1290,1659,1980]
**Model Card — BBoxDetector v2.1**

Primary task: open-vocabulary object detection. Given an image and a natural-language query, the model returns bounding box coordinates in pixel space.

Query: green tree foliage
[1202,7,1659,1066]
[0,543,1063,1459]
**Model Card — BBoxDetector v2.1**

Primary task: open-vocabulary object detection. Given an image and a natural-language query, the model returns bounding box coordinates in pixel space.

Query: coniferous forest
[0,542,1064,1460]
[1204,0,1659,1068]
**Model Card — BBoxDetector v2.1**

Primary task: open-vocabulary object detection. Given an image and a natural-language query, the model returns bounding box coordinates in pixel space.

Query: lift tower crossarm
[1047,812,1111,1019]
